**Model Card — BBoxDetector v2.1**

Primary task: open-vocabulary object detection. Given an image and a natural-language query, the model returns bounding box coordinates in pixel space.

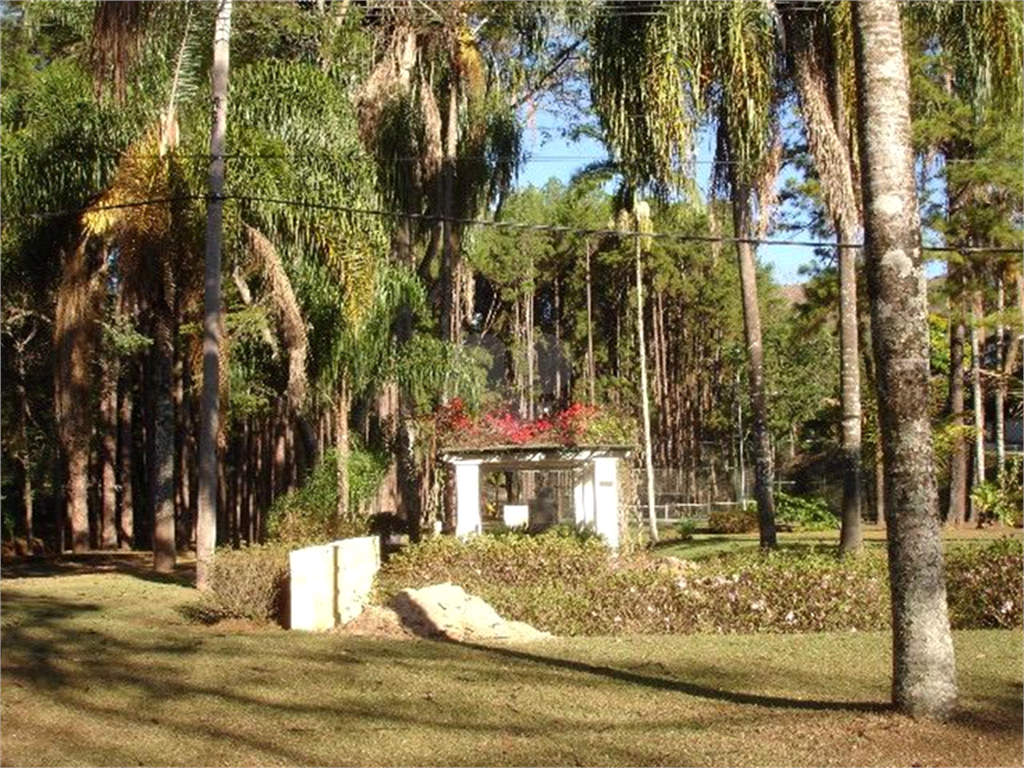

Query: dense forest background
[1,0,1020,562]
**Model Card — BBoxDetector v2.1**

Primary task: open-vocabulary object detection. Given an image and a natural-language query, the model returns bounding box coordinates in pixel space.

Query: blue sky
[514,124,818,285]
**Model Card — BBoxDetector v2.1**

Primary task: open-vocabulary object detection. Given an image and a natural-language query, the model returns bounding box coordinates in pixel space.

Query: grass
[1,564,1022,767]
[652,523,1024,561]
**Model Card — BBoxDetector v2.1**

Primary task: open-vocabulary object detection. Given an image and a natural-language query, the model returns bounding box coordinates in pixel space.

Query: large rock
[389,583,551,642]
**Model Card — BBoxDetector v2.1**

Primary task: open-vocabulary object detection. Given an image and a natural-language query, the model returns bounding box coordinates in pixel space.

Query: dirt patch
[333,605,419,639]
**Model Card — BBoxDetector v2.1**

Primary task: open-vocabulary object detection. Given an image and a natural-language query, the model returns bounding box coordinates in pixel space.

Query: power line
[18,150,1022,168]
[12,192,1021,256]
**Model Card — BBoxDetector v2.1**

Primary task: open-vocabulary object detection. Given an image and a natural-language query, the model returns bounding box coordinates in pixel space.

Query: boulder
[389,582,551,642]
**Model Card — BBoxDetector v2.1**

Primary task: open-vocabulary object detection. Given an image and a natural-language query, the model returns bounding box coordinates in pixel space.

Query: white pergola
[441,446,632,549]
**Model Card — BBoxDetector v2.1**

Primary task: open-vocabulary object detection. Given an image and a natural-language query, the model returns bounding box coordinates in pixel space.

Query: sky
[514,118,823,286]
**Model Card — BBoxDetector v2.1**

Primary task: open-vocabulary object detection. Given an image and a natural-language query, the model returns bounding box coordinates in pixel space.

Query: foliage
[267,445,387,546]
[945,537,1024,629]
[432,398,636,448]
[202,543,290,624]
[970,457,1024,527]
[707,505,758,534]
[774,491,839,532]
[674,518,696,541]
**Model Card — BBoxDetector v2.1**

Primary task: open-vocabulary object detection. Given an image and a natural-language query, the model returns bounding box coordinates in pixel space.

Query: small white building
[440,446,632,549]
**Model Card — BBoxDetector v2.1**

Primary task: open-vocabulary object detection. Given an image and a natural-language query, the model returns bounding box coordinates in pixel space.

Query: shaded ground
[0,549,196,586]
[1,571,1021,767]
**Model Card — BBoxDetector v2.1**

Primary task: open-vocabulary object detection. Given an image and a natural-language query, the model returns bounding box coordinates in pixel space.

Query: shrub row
[198,529,1023,634]
[945,537,1023,629]
[375,532,1023,636]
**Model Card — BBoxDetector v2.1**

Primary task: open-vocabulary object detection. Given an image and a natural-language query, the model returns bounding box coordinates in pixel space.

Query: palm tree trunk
[197,0,231,589]
[838,236,863,555]
[732,199,776,548]
[440,79,459,344]
[853,0,956,719]
[783,10,864,554]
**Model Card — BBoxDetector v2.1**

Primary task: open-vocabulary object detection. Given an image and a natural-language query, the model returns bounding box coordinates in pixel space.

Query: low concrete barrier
[289,536,380,631]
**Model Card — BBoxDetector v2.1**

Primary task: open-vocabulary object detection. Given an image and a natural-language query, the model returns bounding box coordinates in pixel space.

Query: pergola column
[453,459,483,537]
[592,456,620,550]
[572,466,595,528]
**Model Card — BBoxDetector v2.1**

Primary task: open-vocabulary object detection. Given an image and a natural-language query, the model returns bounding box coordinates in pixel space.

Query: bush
[970,458,1024,527]
[707,505,758,534]
[946,537,1024,629]
[202,544,290,624]
[674,518,696,541]
[774,492,839,532]
[267,444,388,546]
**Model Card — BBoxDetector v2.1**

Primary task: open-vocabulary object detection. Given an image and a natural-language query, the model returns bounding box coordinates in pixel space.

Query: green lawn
[652,524,1024,561]
[1,565,1021,767]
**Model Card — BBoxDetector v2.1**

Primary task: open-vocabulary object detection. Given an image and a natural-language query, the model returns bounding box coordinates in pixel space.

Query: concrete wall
[289,536,380,631]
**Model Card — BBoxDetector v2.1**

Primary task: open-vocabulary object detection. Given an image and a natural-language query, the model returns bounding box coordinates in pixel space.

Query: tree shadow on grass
[455,639,892,715]
[386,594,889,714]
[0,551,196,587]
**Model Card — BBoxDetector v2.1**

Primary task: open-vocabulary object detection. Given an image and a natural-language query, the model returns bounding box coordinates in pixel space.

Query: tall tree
[779,2,864,553]
[197,0,232,591]
[590,0,780,546]
[852,0,956,718]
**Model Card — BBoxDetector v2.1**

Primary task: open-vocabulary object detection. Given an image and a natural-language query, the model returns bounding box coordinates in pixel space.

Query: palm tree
[778,2,865,554]
[852,0,956,719]
[197,0,232,592]
[590,0,780,547]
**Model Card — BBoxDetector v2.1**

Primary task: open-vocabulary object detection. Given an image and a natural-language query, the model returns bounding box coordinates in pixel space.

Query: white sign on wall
[503,504,529,528]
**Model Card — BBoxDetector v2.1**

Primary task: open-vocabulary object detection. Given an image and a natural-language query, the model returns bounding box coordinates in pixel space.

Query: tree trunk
[994,276,1006,473]
[335,376,351,525]
[13,331,35,540]
[439,79,460,344]
[586,239,596,405]
[969,290,986,507]
[100,366,118,549]
[635,222,658,544]
[55,238,100,554]
[732,201,776,548]
[117,375,135,548]
[838,235,863,555]
[947,286,967,527]
[197,0,232,589]
[853,0,957,719]
[151,317,177,574]
[784,9,864,553]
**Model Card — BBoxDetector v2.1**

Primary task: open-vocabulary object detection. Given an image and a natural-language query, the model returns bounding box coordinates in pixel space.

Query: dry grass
[1,566,1021,767]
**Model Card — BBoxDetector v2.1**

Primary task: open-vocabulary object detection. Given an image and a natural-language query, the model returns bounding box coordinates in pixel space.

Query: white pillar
[572,465,596,528]
[454,460,482,537]
[592,456,620,550]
